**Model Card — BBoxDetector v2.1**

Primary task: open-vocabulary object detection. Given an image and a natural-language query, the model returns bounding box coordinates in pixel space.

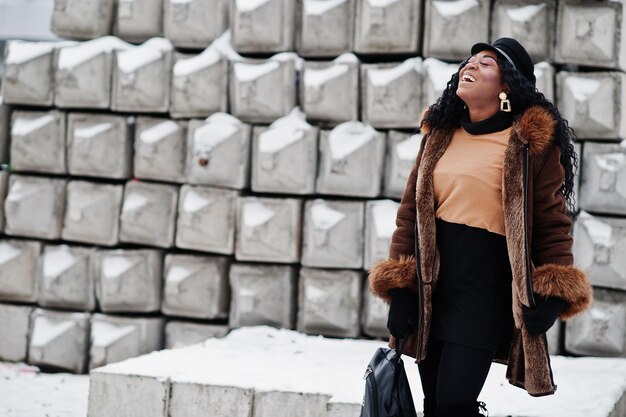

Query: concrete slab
[297,0,353,57]
[231,0,295,53]
[0,239,42,303]
[50,0,115,40]
[170,383,253,417]
[164,321,229,349]
[113,0,163,43]
[580,142,626,215]
[0,303,33,361]
[254,390,329,417]
[10,110,66,174]
[134,117,187,183]
[383,131,422,199]
[364,200,400,270]
[163,0,229,49]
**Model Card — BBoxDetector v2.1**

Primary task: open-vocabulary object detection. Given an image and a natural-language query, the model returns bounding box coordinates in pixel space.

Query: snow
[0,242,21,266]
[334,52,358,64]
[74,123,113,140]
[565,77,600,101]
[234,60,280,82]
[506,4,546,23]
[367,0,400,7]
[259,126,305,153]
[236,0,271,12]
[140,121,180,144]
[58,36,131,70]
[167,265,192,285]
[396,134,422,161]
[91,321,135,347]
[183,189,211,212]
[432,0,479,17]
[243,201,275,227]
[328,121,377,159]
[30,317,75,346]
[5,41,53,65]
[579,211,612,246]
[423,58,458,91]
[11,114,55,137]
[371,200,399,238]
[116,38,173,74]
[209,30,243,61]
[173,47,221,76]
[122,193,148,213]
[304,0,347,16]
[367,58,421,87]
[43,247,76,279]
[305,64,349,88]
[171,0,194,3]
[193,113,241,153]
[310,201,346,230]
[102,256,135,279]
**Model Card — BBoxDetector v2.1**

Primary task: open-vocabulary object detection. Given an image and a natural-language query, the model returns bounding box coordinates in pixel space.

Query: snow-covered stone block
[229,53,299,123]
[175,185,239,254]
[364,200,400,270]
[383,131,422,199]
[423,0,489,60]
[228,263,297,329]
[361,58,423,129]
[55,37,131,109]
[235,197,302,263]
[186,113,251,189]
[422,58,458,109]
[134,117,186,183]
[0,240,41,303]
[111,38,174,113]
[67,113,133,179]
[162,254,230,320]
[573,212,626,291]
[557,71,626,140]
[254,391,329,417]
[491,0,555,62]
[361,287,390,339]
[170,49,228,118]
[163,0,229,49]
[28,308,90,373]
[579,142,626,215]
[301,199,365,269]
[0,303,33,361]
[50,0,115,39]
[250,108,319,194]
[316,122,385,197]
[297,267,362,338]
[38,245,95,311]
[94,249,163,313]
[0,99,9,164]
[301,54,359,125]
[4,175,66,240]
[120,181,179,248]
[231,0,295,53]
[297,0,354,57]
[164,321,229,349]
[114,0,163,43]
[353,0,421,54]
[10,110,66,174]
[170,383,253,417]
[534,61,555,104]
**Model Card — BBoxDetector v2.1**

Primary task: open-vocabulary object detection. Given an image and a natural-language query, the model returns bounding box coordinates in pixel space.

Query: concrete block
[0,171,7,232]
[327,402,362,417]
[364,200,400,270]
[301,54,359,125]
[162,254,230,320]
[383,131,422,199]
[316,122,385,197]
[361,58,423,129]
[423,0,489,60]
[422,58,459,109]
[574,141,581,212]
[229,53,299,123]
[253,391,329,417]
[0,303,33,361]
[4,175,66,240]
[175,185,239,254]
[235,197,302,263]
[301,199,364,269]
[186,113,251,189]
[111,38,174,113]
[557,71,626,140]
[55,37,131,109]
[50,0,115,39]
[10,110,66,174]
[361,286,390,339]
[228,263,297,329]
[89,314,164,370]
[491,0,555,62]
[170,49,228,118]
[231,0,295,53]
[120,181,179,248]
[579,142,626,215]
[170,383,253,417]
[0,240,41,303]
[94,249,163,313]
[353,0,421,54]
[297,267,362,338]
[114,0,163,43]
[28,308,89,373]
[134,117,187,183]
[573,212,626,292]
[67,113,133,179]
[534,61,555,104]
[163,0,229,49]
[297,0,354,57]
[164,321,229,349]
[0,99,9,164]
[546,320,562,355]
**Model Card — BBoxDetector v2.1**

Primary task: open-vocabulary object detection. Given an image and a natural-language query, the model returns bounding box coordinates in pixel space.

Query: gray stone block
[120,181,179,248]
[175,185,239,254]
[134,117,187,183]
[0,99,9,164]
[50,0,115,40]
[364,200,400,270]
[163,0,229,49]
[28,308,90,373]
[301,199,365,269]
[231,0,295,53]
[0,171,7,232]
[316,122,385,197]
[534,61,555,104]
[422,58,459,109]
[170,383,253,417]
[253,391,329,417]
[186,113,251,189]
[383,131,422,199]
[297,267,362,338]
[67,113,133,179]
[228,263,297,329]
[327,402,362,417]
[0,240,42,303]
[0,303,33,361]
[353,0,421,54]
[114,0,163,43]
[94,249,163,313]
[579,142,626,215]
[361,286,390,339]
[10,110,66,174]
[251,109,319,195]
[546,320,562,355]
[162,254,230,320]
[164,321,229,349]
[235,197,302,263]
[4,175,66,240]
[297,0,354,57]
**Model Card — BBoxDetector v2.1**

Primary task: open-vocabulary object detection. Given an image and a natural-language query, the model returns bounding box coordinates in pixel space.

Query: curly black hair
[421,57,578,219]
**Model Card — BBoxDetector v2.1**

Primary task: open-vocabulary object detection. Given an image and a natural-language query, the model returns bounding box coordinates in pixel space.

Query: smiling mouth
[461,74,476,83]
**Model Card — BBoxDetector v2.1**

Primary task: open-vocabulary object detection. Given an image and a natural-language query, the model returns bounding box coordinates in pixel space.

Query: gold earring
[499,92,511,112]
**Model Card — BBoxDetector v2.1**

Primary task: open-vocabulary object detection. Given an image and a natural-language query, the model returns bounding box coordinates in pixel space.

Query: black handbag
[359,338,418,417]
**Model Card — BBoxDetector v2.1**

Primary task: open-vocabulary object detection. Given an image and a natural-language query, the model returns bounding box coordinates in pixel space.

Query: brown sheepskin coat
[368,106,593,397]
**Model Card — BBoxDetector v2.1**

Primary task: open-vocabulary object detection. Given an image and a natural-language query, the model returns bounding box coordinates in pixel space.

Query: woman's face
[456,50,507,108]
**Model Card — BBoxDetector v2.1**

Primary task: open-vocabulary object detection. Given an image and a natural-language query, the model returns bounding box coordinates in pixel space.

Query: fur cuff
[532,263,594,320]
[368,255,418,304]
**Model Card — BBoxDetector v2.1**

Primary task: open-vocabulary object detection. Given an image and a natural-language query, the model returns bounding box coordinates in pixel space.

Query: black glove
[522,293,567,335]
[387,288,419,338]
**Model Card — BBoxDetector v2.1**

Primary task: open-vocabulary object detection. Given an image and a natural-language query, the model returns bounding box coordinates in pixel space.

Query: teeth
[463,74,476,82]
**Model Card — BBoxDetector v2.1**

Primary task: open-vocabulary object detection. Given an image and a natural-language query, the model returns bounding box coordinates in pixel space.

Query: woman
[368,38,594,417]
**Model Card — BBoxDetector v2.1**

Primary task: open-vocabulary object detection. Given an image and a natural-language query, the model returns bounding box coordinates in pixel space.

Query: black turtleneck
[461,109,513,135]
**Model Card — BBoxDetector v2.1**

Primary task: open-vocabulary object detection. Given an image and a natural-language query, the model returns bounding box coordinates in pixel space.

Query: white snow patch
[140,121,180,144]
[5,180,38,202]
[102,256,135,279]
[243,201,275,227]
[566,77,600,102]
[234,60,280,82]
[209,30,243,61]
[433,0,479,16]
[0,242,21,266]
[305,64,349,88]
[11,114,55,137]
[423,58,458,90]
[506,4,546,22]
[167,265,192,285]
[43,247,76,279]
[366,0,400,7]
[91,321,135,346]
[236,0,271,12]
[579,211,612,246]
[30,317,76,346]
[371,200,399,238]
[117,38,172,74]
[58,36,131,70]
[74,123,113,140]
[122,192,148,212]
[304,0,347,16]
[367,58,421,87]
[183,190,211,213]
[396,133,422,161]
[328,121,377,159]
[310,201,346,230]
[259,126,305,153]
[6,41,53,65]
[173,47,221,76]
[171,0,194,3]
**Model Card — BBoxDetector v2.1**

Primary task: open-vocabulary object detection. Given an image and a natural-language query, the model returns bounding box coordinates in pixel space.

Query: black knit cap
[470,37,536,86]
